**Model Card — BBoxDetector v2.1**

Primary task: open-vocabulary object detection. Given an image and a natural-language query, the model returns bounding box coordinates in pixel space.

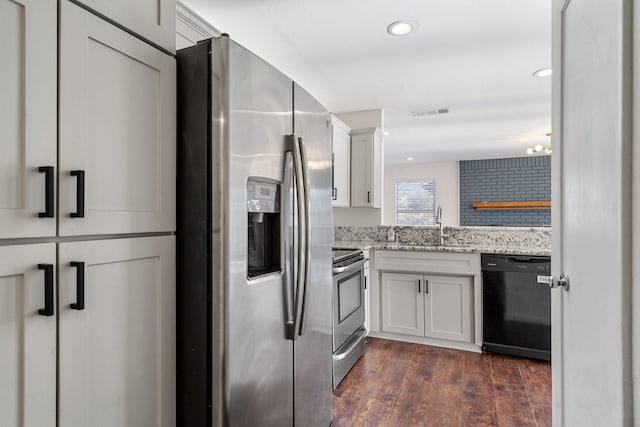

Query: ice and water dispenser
[247,178,281,279]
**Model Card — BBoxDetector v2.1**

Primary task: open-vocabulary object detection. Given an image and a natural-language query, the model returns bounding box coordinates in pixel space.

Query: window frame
[395,179,437,226]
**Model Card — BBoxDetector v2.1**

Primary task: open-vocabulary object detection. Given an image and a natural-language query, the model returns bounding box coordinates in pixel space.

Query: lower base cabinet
[381,272,472,343]
[58,236,175,426]
[0,236,175,427]
[0,243,57,427]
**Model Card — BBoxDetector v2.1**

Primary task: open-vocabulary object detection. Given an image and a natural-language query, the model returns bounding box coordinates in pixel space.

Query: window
[396,180,436,226]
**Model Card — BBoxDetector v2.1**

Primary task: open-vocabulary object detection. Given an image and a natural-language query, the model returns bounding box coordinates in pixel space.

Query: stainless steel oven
[332,248,366,389]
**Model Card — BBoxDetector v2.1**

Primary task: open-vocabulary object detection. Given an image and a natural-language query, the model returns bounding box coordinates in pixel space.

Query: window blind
[396,180,436,226]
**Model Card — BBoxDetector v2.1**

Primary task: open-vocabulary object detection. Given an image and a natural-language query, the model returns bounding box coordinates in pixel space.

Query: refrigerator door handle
[283,151,297,339]
[298,136,312,336]
[288,134,307,341]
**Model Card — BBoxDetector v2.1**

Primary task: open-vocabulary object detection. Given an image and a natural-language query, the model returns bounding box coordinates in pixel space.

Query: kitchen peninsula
[334,225,551,353]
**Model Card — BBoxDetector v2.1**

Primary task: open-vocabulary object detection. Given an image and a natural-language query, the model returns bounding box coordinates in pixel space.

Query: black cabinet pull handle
[38,166,54,218]
[364,276,367,290]
[70,261,85,310]
[38,264,54,316]
[70,170,85,218]
[425,280,429,294]
[418,279,421,293]
[367,191,370,203]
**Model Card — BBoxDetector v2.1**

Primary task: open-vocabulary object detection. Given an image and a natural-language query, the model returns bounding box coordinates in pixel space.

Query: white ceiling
[181,0,552,164]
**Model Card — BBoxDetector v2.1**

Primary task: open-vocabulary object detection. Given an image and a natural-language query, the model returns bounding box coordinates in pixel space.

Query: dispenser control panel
[247,180,279,213]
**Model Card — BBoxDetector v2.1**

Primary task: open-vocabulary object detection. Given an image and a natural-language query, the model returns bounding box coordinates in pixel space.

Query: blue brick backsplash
[459,156,551,226]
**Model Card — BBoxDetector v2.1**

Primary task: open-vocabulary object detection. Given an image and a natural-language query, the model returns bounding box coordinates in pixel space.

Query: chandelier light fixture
[526,133,552,155]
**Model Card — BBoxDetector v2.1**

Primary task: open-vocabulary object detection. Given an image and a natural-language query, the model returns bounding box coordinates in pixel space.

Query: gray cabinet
[0,0,57,239]
[1,1,177,425]
[381,272,473,343]
[0,243,57,427]
[72,0,176,52]
[59,1,176,236]
[350,127,382,208]
[58,236,175,427]
[381,272,424,336]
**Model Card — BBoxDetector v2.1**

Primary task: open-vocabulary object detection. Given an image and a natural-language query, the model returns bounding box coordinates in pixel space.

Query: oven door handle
[332,259,366,275]
[334,328,366,361]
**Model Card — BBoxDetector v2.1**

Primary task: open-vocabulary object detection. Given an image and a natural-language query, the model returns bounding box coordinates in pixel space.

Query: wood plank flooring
[333,338,551,427]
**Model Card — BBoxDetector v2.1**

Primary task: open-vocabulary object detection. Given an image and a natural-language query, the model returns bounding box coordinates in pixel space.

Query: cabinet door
[424,275,472,342]
[370,130,382,208]
[0,0,56,238]
[332,117,351,207]
[0,243,56,427]
[350,133,371,207]
[350,128,382,208]
[363,264,370,333]
[381,272,424,336]
[58,236,175,427]
[59,1,176,236]
[72,0,175,53]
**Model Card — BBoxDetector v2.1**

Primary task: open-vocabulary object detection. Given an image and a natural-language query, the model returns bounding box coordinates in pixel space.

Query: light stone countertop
[333,226,551,257]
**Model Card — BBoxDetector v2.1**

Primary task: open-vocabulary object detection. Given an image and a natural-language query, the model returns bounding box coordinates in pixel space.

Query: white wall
[383,161,459,226]
[333,109,385,226]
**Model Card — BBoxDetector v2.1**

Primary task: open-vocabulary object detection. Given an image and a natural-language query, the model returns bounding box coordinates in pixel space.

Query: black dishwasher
[482,254,551,361]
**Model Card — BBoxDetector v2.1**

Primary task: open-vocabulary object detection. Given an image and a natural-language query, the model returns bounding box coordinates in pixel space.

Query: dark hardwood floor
[333,338,551,427]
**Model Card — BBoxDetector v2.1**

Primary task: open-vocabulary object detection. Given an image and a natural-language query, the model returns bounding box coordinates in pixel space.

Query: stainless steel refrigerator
[176,35,333,427]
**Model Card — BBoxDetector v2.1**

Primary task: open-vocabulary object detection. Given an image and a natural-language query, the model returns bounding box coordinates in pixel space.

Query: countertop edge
[333,241,551,257]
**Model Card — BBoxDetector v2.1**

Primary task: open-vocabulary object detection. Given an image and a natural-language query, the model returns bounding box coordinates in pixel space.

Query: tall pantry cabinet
[1,1,176,426]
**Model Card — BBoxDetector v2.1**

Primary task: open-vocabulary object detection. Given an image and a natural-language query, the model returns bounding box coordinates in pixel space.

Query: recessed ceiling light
[387,21,415,36]
[407,157,414,161]
[526,148,534,155]
[383,131,390,136]
[533,68,552,78]
[534,144,543,152]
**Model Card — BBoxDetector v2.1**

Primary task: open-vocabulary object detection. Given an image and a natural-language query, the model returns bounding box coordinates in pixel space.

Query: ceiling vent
[412,108,450,117]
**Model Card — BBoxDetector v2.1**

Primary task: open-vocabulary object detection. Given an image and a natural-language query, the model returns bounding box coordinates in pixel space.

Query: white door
[381,272,424,336]
[424,275,472,343]
[0,0,56,238]
[552,0,633,424]
[0,243,56,427]
[71,0,176,53]
[59,1,176,237]
[58,236,175,427]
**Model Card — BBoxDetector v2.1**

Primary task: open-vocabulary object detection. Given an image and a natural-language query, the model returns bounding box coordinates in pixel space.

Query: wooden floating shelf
[472,201,551,210]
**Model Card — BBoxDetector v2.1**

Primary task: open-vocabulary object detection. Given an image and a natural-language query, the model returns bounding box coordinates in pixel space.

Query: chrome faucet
[435,205,449,245]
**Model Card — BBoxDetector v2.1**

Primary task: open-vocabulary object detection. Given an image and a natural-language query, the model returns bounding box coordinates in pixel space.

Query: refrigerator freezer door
[292,83,333,427]
[215,37,295,427]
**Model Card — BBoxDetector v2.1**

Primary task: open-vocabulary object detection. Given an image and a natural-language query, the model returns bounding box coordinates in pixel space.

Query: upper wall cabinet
[331,115,351,207]
[350,127,383,208]
[59,1,176,236]
[0,0,57,239]
[73,0,176,52]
